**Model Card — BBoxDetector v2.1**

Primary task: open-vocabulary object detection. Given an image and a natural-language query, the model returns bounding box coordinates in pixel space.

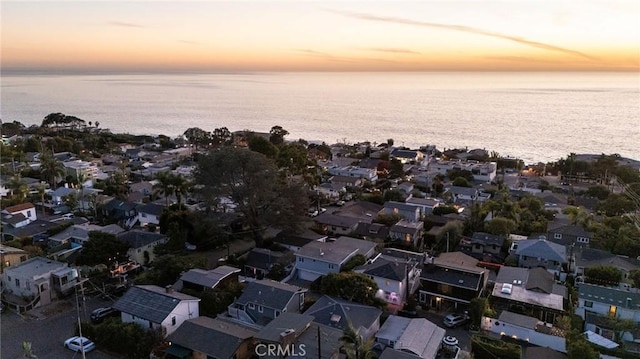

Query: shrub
[471,335,521,359]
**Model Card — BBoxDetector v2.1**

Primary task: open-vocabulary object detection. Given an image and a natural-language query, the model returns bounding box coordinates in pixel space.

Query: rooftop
[304,295,381,332]
[492,282,564,311]
[177,266,240,289]
[296,236,376,264]
[578,283,640,309]
[112,285,199,324]
[235,280,306,309]
[3,257,67,278]
[167,316,257,359]
[376,315,445,359]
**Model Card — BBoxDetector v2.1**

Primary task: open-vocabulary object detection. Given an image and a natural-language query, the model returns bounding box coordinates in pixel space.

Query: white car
[64,336,96,353]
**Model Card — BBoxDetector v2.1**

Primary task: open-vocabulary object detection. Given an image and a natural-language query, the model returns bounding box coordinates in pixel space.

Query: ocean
[1,72,638,164]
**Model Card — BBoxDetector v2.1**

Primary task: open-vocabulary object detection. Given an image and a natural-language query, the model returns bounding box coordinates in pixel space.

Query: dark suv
[90,307,119,323]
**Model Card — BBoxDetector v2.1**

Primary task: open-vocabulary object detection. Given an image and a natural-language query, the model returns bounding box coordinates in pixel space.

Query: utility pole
[75,280,87,359]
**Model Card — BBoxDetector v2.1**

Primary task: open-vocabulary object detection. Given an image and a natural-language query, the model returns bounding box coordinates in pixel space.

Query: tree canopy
[194,147,309,244]
[76,232,130,266]
[320,272,386,308]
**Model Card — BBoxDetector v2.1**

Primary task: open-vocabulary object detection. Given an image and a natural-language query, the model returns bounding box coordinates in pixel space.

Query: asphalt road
[0,295,118,359]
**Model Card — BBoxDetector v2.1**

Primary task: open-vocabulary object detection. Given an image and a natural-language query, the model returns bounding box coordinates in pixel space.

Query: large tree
[183,127,210,150]
[76,232,130,266]
[39,149,65,187]
[320,272,386,308]
[194,147,308,244]
[269,125,289,146]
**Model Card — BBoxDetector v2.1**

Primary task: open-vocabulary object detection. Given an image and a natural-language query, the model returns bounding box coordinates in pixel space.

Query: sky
[2,1,639,73]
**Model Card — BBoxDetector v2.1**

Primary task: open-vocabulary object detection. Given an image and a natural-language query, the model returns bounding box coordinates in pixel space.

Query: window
[25,281,31,290]
[577,237,589,243]
[554,233,562,239]
[257,305,263,313]
[584,301,593,308]
[248,303,255,310]
[171,316,176,326]
[298,257,304,262]
[27,210,32,217]
[609,305,617,317]
[61,276,68,285]
[15,278,20,287]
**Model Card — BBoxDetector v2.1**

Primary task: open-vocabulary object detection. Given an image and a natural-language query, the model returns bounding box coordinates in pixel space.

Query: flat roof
[492,283,564,311]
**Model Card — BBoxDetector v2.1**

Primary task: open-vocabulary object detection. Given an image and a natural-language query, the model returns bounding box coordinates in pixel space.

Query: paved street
[1,295,118,359]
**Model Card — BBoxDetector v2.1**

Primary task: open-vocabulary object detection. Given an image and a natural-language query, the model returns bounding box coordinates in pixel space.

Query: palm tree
[171,174,191,208]
[340,323,376,359]
[36,182,48,216]
[39,150,65,188]
[76,172,87,213]
[153,172,174,206]
[8,174,28,200]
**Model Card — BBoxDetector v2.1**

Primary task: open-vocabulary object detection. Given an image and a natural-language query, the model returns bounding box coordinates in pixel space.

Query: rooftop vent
[330,314,341,323]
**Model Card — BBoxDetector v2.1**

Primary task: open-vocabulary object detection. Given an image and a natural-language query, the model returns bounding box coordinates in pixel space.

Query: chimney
[280,329,296,347]
[165,285,174,294]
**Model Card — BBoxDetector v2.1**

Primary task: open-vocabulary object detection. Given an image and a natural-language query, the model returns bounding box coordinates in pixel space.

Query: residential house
[1,212,30,229]
[333,201,383,222]
[576,283,640,353]
[244,248,294,280]
[405,197,442,216]
[227,280,307,326]
[295,236,377,282]
[354,222,390,241]
[389,220,424,247]
[304,295,382,341]
[375,315,446,359]
[547,225,593,247]
[165,316,258,359]
[382,201,422,222]
[390,149,424,164]
[355,254,420,305]
[113,285,200,336]
[491,267,566,323]
[573,247,640,280]
[273,230,327,252]
[1,257,78,311]
[396,182,415,195]
[330,175,363,189]
[316,182,345,199]
[173,266,240,292]
[583,312,640,353]
[101,199,138,228]
[459,232,505,263]
[0,244,28,273]
[312,213,361,236]
[118,230,168,265]
[419,252,487,310]
[482,311,566,353]
[2,202,37,224]
[50,186,77,206]
[135,203,164,227]
[575,283,640,322]
[1,219,58,242]
[514,238,568,275]
[327,166,378,183]
[63,160,98,181]
[48,223,125,247]
[446,186,479,203]
[255,312,343,359]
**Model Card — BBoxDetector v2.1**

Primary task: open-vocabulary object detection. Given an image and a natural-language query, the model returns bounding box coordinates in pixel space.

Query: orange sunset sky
[2,1,639,73]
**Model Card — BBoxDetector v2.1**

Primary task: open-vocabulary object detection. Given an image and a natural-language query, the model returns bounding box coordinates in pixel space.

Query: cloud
[327,9,598,61]
[107,21,144,28]
[178,40,199,45]
[366,47,420,54]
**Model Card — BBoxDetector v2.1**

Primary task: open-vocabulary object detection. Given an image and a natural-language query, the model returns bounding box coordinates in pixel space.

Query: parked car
[90,307,119,323]
[64,336,96,353]
[443,313,469,328]
[336,200,345,206]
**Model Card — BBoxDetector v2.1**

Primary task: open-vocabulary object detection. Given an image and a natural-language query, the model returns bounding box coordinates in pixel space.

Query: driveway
[417,309,473,353]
